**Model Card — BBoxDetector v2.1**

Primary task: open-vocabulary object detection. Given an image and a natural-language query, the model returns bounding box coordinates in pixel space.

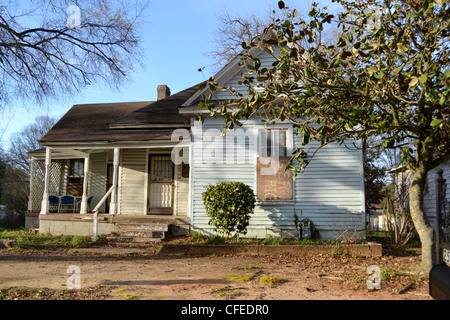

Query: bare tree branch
[0,0,148,111]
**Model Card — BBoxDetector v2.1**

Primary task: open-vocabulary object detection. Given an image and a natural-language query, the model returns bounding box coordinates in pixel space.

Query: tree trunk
[409,161,436,273]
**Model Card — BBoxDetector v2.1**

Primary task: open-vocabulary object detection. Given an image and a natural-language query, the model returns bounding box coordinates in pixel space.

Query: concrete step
[115,223,169,232]
[106,235,163,243]
[108,222,169,243]
[118,230,165,239]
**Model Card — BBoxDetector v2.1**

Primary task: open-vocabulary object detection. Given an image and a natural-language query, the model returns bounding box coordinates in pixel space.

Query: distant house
[388,160,450,232]
[26,48,366,241]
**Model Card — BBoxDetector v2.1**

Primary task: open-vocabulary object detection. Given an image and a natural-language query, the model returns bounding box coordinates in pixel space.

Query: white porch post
[79,155,90,214]
[27,157,35,212]
[40,148,52,214]
[109,148,119,215]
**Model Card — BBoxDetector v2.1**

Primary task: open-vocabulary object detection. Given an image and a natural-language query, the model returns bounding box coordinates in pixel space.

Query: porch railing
[92,185,116,241]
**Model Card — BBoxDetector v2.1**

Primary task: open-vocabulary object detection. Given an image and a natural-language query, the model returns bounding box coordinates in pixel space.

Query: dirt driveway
[0,243,431,301]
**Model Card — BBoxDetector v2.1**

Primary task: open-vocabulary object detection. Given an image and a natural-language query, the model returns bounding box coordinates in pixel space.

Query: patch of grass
[122,293,143,300]
[211,285,243,299]
[259,276,283,286]
[172,233,349,246]
[0,286,111,300]
[225,274,252,282]
[0,228,92,249]
[207,235,227,245]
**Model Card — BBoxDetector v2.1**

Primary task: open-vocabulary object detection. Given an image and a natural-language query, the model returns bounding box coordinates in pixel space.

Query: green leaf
[430,119,443,127]
[419,74,428,85]
[302,133,311,145]
[304,89,315,97]
[409,77,419,87]
[367,66,378,75]
[374,70,385,79]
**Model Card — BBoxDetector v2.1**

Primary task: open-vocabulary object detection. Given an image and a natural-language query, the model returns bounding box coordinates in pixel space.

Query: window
[259,129,287,157]
[69,159,84,177]
[257,128,293,201]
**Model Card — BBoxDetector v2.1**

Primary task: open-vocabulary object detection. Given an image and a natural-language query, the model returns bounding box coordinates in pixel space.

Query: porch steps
[108,222,169,243]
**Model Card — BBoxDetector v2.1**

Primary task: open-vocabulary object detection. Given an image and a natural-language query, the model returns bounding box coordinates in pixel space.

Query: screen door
[148,155,174,214]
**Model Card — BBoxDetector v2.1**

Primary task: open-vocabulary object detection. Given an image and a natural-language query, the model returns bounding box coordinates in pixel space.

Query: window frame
[256,125,294,203]
[257,126,291,158]
[69,158,85,177]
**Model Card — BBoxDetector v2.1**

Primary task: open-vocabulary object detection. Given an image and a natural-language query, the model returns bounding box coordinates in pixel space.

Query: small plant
[225,274,252,282]
[207,235,227,245]
[259,276,283,286]
[122,294,143,300]
[202,181,256,239]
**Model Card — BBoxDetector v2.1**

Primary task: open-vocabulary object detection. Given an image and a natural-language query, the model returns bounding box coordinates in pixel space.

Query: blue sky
[0,0,341,148]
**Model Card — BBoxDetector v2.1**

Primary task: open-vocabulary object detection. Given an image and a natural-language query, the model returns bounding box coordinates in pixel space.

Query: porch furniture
[48,196,60,213]
[86,196,93,212]
[59,195,75,213]
[76,196,93,212]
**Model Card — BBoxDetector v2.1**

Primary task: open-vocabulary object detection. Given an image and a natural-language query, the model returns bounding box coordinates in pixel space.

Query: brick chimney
[157,85,171,100]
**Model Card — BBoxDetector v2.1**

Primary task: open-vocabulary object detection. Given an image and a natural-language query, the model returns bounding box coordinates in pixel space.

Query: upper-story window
[259,128,288,157]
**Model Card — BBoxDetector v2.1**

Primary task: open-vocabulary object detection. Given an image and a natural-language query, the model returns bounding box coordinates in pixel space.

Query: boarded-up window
[257,129,292,201]
[257,157,293,201]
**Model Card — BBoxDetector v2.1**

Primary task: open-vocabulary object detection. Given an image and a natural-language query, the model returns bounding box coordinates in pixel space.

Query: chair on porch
[87,196,93,212]
[59,195,75,213]
[48,196,60,213]
[76,196,94,212]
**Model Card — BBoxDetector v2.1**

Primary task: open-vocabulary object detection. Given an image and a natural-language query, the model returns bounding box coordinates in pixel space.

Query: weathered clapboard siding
[213,49,280,101]
[190,115,365,239]
[292,136,365,237]
[119,149,147,215]
[424,159,450,228]
[191,118,257,234]
[175,164,189,216]
[89,152,107,212]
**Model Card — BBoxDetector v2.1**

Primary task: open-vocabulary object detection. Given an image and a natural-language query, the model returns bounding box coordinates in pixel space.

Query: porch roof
[39,84,199,145]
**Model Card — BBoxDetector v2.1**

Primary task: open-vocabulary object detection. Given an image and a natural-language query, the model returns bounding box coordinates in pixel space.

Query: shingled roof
[40,84,200,145]
[110,83,199,128]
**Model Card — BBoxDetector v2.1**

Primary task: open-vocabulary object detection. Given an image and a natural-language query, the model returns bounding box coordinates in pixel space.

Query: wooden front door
[148,155,174,215]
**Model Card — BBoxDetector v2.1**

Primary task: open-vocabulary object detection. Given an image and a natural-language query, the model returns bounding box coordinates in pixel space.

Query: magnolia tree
[203,0,449,272]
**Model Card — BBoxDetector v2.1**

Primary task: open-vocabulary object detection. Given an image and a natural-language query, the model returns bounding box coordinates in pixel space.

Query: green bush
[202,181,256,239]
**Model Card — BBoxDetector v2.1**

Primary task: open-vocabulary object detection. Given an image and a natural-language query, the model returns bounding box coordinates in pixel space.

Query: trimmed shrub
[202,181,256,239]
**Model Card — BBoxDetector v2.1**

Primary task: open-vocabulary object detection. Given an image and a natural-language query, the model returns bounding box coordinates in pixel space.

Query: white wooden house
[26,48,366,241]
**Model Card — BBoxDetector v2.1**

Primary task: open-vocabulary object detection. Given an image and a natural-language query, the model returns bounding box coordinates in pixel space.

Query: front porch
[26,144,191,240]
[29,213,191,240]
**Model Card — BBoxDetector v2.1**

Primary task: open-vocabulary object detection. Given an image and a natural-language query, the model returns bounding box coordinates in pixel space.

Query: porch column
[27,157,35,212]
[109,148,119,215]
[79,155,90,214]
[40,148,52,214]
